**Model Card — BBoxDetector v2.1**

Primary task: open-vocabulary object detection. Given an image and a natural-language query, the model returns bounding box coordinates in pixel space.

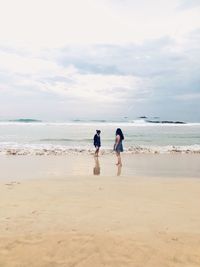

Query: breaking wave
[1,143,200,155]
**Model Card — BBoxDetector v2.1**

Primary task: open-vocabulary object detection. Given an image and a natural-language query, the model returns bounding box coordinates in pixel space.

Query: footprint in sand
[31,210,39,215]
[171,237,179,241]
[5,181,21,189]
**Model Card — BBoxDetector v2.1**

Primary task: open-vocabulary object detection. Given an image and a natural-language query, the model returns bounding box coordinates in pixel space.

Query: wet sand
[1,153,200,179]
[0,154,200,266]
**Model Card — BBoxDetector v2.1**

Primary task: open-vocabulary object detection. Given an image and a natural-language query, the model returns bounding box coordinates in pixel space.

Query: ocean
[0,119,200,155]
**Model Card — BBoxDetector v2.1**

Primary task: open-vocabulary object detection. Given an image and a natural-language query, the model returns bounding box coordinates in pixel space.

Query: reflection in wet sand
[117,164,122,176]
[93,157,100,175]
[93,157,122,176]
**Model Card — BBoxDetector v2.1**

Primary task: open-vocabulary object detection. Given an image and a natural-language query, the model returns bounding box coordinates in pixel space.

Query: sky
[0,0,200,121]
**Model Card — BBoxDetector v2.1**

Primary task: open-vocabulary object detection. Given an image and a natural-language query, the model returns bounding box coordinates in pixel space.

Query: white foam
[0,143,200,155]
[1,120,200,127]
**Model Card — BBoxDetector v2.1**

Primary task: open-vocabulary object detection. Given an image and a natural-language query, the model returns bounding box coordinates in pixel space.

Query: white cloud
[0,50,60,75]
[175,93,200,100]
[0,48,147,104]
[0,0,199,49]
[177,0,200,10]
[44,73,145,103]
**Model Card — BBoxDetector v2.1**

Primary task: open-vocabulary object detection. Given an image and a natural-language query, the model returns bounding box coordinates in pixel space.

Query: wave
[0,119,200,126]
[0,143,200,155]
[40,138,93,142]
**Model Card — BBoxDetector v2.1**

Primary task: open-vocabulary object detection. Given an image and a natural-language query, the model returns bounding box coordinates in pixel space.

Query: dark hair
[116,128,124,140]
[96,130,101,134]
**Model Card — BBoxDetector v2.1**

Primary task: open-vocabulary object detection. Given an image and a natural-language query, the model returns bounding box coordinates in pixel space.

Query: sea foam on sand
[0,144,200,155]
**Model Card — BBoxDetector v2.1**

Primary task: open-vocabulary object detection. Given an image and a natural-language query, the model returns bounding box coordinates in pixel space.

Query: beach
[1,154,200,267]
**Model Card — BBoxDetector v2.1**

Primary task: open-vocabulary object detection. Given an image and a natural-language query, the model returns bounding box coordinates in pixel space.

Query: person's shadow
[93,157,100,175]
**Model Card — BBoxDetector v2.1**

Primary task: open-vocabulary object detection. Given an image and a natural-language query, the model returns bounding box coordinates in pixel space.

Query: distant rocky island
[9,119,42,123]
[147,120,186,124]
[139,116,147,119]
[138,116,186,124]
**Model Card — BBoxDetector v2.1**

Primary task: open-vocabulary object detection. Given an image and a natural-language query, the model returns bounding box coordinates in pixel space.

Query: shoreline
[1,144,200,156]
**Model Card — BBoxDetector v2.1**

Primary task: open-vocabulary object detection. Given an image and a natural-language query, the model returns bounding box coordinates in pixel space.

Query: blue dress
[114,140,123,152]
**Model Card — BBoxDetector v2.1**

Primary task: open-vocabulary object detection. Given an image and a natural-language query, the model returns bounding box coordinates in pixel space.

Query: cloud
[0,46,148,103]
[54,37,176,77]
[0,0,199,48]
[0,26,200,120]
[52,35,199,95]
[43,73,146,103]
[177,0,200,10]
[174,93,200,100]
[0,0,200,121]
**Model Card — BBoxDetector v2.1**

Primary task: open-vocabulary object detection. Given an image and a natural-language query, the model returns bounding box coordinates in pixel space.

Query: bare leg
[116,152,121,165]
[117,164,122,176]
[95,147,99,157]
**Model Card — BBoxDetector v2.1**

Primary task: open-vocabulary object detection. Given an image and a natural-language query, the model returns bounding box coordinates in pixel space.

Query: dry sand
[0,155,200,267]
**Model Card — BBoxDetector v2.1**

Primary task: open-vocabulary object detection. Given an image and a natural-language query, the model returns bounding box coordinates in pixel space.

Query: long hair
[116,128,124,140]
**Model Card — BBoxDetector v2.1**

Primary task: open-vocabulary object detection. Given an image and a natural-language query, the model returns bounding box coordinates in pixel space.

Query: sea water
[0,120,200,155]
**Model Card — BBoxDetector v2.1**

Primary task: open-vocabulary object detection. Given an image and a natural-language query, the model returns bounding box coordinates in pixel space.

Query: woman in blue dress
[114,128,124,166]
